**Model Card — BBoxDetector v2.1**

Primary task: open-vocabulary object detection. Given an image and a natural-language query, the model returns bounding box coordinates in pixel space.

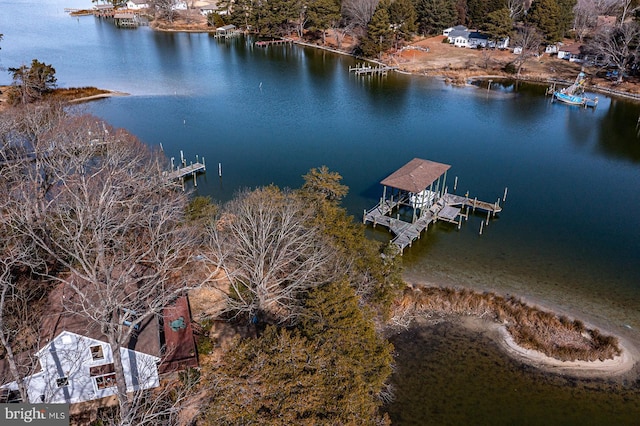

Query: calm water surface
[2,1,640,423]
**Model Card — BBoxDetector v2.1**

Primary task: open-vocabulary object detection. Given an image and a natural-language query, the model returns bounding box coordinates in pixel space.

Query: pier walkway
[363,158,504,253]
[255,38,294,47]
[349,63,397,76]
[164,152,206,190]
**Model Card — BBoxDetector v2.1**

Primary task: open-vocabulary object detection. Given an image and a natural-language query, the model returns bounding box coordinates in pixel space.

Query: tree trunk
[108,333,133,425]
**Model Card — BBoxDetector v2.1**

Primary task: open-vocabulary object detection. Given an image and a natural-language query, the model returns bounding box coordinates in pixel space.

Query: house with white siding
[1,331,160,404]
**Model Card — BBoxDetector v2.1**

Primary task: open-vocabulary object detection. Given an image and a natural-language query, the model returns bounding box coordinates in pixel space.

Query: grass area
[396,286,621,362]
[45,87,111,102]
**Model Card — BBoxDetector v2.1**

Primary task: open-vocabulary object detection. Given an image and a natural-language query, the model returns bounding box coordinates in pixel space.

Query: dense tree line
[203,0,640,76]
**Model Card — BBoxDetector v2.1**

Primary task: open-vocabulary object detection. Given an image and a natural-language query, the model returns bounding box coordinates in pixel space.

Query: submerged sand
[463,316,638,379]
[396,283,639,379]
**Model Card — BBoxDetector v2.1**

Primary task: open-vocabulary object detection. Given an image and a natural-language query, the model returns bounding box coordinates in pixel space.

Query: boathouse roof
[381,158,451,193]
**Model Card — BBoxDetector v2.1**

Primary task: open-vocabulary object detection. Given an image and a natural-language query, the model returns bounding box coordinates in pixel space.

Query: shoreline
[290,39,640,103]
[467,316,638,379]
[395,282,639,380]
[66,90,129,103]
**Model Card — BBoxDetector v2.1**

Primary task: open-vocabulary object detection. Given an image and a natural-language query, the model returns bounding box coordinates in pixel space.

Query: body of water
[2,1,640,423]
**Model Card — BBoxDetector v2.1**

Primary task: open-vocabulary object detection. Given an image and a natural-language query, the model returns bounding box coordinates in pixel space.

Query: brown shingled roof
[380,158,451,193]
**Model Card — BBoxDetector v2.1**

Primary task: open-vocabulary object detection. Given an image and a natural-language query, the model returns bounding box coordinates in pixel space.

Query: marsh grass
[393,286,621,362]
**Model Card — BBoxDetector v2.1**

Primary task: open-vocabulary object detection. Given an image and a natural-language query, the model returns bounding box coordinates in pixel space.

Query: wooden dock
[255,38,293,47]
[364,192,502,252]
[349,63,397,76]
[166,162,206,181]
[363,158,504,253]
[164,152,206,190]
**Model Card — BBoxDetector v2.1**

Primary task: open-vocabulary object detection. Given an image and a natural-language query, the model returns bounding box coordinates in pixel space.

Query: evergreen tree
[389,0,418,42]
[414,0,457,36]
[361,4,394,57]
[7,59,57,105]
[556,0,577,38]
[300,168,404,315]
[205,281,394,425]
[526,0,562,43]
[482,7,513,41]
[307,0,342,44]
[301,165,348,202]
[466,0,504,28]
[299,280,394,422]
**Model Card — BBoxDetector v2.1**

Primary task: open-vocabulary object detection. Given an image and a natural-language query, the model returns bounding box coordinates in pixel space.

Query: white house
[447,27,471,47]
[200,7,216,16]
[545,43,559,54]
[172,1,188,10]
[557,43,586,63]
[1,331,160,404]
[443,25,467,37]
[126,0,149,9]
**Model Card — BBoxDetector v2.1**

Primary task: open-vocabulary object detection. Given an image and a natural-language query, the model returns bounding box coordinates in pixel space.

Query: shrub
[503,62,517,74]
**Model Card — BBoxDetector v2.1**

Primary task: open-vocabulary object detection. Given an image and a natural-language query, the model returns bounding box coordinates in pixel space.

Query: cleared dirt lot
[387,36,640,96]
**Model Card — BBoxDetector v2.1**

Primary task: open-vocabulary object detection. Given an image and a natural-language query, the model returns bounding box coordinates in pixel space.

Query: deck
[364,192,502,253]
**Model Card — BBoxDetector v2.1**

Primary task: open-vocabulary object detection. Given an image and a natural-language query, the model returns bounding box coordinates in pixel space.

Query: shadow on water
[597,99,640,163]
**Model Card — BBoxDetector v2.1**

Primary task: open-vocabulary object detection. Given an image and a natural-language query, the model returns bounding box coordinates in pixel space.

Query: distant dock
[349,63,397,76]
[255,38,294,47]
[364,158,504,253]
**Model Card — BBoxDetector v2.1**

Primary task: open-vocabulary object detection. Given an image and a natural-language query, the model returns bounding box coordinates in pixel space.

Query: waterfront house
[545,43,559,54]
[0,285,198,406]
[443,25,467,37]
[446,28,509,49]
[126,0,149,10]
[172,1,188,10]
[557,43,586,63]
[1,331,160,404]
[447,27,471,47]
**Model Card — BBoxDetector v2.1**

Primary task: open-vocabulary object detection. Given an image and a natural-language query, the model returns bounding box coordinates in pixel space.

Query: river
[2,0,640,423]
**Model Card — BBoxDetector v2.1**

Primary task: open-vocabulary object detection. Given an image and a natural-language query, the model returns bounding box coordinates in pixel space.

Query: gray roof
[449,28,470,39]
[381,158,451,193]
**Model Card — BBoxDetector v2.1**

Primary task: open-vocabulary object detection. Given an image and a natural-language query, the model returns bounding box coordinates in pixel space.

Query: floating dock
[363,158,503,253]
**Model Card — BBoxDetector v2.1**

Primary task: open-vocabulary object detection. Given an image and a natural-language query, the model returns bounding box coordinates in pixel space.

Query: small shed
[216,24,237,36]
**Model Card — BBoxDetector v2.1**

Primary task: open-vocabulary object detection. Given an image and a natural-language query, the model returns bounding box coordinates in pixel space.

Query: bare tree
[590,21,640,82]
[573,0,598,41]
[618,0,640,25]
[342,0,379,29]
[4,113,219,423]
[151,0,178,23]
[512,25,542,78]
[210,187,338,325]
[507,0,526,20]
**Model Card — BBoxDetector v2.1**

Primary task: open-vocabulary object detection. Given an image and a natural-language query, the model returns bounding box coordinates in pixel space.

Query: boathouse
[364,158,503,252]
